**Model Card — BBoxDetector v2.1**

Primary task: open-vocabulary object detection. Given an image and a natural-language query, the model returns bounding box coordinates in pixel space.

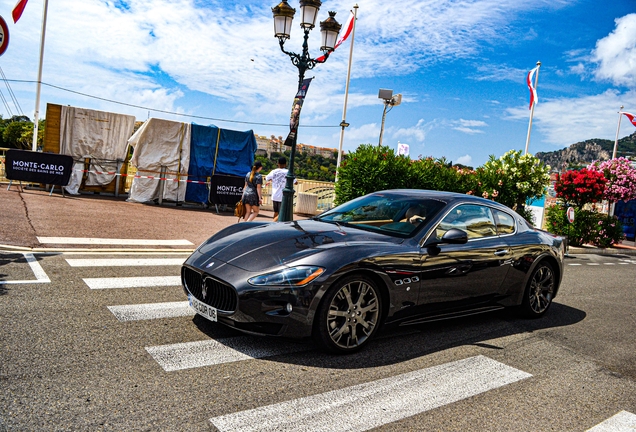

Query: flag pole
[335,4,358,183]
[31,0,49,152]
[612,105,624,159]
[524,60,541,155]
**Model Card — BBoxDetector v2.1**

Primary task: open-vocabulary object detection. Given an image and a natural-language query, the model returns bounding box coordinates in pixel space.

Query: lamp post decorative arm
[278,30,331,89]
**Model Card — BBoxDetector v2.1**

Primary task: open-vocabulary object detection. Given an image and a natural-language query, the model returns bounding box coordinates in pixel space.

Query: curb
[568,246,636,256]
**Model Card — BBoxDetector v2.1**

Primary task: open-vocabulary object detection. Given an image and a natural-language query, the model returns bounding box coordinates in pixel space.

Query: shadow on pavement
[189,302,585,369]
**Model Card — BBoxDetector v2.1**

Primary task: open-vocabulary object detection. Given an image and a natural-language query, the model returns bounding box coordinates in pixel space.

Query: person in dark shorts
[242,160,263,222]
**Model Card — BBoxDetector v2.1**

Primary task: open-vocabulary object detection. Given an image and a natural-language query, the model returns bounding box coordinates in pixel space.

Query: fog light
[286,303,293,313]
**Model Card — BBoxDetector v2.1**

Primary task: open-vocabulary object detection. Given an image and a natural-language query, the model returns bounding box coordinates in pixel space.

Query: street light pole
[272,0,341,222]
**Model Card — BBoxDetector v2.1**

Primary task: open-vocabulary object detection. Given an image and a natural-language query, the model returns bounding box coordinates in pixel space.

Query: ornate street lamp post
[272,0,341,222]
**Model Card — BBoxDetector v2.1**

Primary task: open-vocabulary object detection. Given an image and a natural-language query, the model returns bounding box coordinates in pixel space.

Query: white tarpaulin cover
[127,118,191,203]
[60,106,135,194]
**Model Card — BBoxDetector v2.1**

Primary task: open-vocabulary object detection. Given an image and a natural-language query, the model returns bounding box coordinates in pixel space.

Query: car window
[435,204,497,240]
[316,194,446,237]
[493,209,516,235]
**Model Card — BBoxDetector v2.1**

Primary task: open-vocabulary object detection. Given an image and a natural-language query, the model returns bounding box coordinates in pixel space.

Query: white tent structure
[60,106,135,195]
[127,118,191,203]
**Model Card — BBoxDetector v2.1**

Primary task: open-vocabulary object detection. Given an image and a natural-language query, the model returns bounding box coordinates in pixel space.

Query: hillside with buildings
[535,132,636,171]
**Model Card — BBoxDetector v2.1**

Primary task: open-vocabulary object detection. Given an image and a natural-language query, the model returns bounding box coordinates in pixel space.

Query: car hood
[197,219,398,271]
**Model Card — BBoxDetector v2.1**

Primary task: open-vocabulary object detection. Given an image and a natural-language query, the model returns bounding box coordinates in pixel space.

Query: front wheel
[520,261,555,318]
[313,275,382,354]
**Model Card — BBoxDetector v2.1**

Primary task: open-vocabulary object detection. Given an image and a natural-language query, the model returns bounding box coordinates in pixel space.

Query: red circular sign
[566,207,575,223]
[0,16,9,57]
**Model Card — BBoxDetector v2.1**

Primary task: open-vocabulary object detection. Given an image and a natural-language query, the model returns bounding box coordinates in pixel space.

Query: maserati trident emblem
[201,281,207,299]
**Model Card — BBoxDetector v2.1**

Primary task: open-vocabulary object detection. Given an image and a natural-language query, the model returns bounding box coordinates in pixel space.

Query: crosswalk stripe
[146,337,309,372]
[67,258,185,267]
[586,411,636,431]
[38,237,194,246]
[0,253,51,285]
[209,355,531,432]
[84,276,181,289]
[108,301,193,321]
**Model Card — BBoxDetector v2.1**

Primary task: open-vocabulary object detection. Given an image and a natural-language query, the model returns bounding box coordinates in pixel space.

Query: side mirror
[440,228,468,244]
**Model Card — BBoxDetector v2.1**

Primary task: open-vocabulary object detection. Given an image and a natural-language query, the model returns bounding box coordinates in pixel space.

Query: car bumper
[181,253,319,339]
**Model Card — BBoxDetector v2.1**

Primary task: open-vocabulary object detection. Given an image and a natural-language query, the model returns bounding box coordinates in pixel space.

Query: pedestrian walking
[242,160,263,222]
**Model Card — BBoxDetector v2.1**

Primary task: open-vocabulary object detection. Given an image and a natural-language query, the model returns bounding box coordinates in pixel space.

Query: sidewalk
[0,185,272,252]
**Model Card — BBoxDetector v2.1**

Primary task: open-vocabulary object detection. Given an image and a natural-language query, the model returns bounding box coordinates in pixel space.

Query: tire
[520,261,555,318]
[313,274,382,354]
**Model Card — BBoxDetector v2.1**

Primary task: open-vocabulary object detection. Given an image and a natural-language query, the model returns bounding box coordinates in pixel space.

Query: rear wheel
[313,274,382,354]
[521,261,555,318]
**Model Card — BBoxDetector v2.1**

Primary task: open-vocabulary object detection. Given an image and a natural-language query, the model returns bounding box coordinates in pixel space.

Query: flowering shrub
[587,157,636,203]
[475,150,550,223]
[545,205,624,247]
[554,168,606,209]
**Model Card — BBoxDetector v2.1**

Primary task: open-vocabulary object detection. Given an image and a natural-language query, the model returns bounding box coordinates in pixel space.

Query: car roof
[372,189,518,212]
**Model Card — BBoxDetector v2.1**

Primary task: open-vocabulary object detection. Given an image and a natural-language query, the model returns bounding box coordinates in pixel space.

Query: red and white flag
[623,112,636,127]
[315,11,355,62]
[527,66,539,110]
[12,0,29,23]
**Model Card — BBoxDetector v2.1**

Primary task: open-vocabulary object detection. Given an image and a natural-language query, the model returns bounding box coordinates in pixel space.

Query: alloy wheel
[326,279,380,350]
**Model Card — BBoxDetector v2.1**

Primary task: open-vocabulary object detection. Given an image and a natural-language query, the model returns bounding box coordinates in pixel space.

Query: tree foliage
[0,116,45,150]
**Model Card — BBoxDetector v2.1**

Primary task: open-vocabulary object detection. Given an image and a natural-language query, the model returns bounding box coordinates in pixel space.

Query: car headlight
[248,266,325,287]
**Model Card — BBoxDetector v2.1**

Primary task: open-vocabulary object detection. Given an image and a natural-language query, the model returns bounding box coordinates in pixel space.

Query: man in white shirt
[266,157,296,222]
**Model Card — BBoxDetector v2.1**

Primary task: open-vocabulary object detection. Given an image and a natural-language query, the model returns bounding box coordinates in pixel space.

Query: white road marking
[66,258,185,267]
[603,263,616,265]
[587,411,636,431]
[587,263,600,266]
[0,253,51,285]
[38,237,193,246]
[568,263,582,266]
[146,337,309,372]
[108,301,193,321]
[84,276,181,289]
[210,355,532,432]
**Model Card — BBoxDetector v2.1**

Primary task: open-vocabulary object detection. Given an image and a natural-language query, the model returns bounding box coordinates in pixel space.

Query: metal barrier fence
[1,151,335,214]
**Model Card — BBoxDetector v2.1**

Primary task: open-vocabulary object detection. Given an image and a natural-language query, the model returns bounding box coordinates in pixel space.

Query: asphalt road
[1,186,635,431]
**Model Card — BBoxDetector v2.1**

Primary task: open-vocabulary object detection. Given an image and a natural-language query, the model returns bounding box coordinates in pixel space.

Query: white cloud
[452,119,488,134]
[507,89,636,145]
[456,155,473,165]
[592,13,636,88]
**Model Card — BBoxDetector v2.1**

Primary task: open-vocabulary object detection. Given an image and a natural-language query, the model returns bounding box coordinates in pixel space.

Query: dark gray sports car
[182,190,565,353]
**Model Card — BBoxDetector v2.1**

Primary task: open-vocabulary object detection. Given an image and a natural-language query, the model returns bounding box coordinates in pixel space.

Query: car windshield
[315,193,447,237]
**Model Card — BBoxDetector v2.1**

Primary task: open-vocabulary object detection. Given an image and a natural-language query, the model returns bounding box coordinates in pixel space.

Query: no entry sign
[0,16,9,57]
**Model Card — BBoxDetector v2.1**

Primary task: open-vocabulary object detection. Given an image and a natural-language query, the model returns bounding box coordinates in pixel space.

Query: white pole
[31,0,49,152]
[610,105,624,218]
[612,105,624,159]
[524,61,541,155]
[335,4,358,183]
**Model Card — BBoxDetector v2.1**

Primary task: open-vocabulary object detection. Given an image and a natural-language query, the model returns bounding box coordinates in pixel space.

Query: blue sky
[1,0,635,168]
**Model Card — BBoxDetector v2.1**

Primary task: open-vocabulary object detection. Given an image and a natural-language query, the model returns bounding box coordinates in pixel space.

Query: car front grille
[182,266,238,313]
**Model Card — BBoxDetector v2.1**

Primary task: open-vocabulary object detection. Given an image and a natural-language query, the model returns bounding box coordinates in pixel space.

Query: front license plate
[188,294,217,322]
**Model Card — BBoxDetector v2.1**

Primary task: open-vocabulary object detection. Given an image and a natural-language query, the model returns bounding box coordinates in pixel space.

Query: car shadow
[190,302,586,369]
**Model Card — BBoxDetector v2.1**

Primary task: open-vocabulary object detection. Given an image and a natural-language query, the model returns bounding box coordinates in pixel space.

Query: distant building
[297,144,338,158]
[255,134,341,159]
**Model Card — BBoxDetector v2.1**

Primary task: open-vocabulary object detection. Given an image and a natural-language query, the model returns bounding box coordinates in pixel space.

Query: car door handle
[494,249,509,256]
